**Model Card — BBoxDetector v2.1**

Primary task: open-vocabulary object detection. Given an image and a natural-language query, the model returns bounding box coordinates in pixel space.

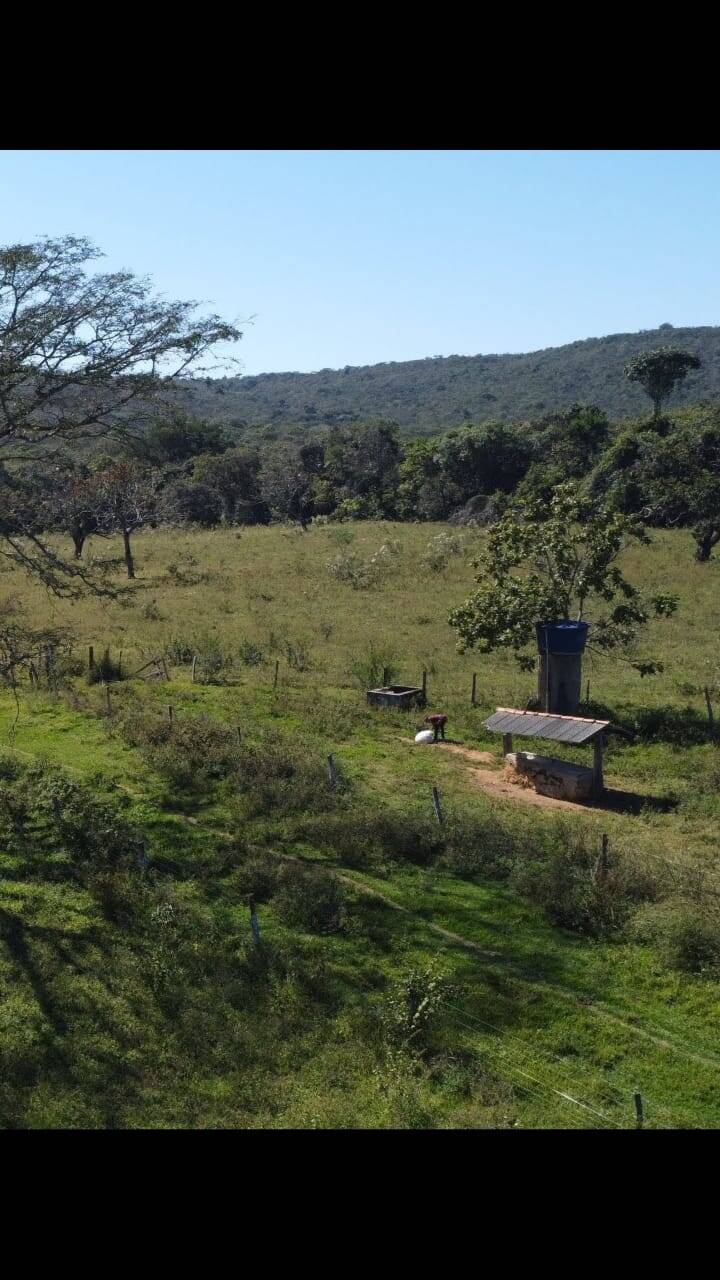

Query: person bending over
[425,713,448,742]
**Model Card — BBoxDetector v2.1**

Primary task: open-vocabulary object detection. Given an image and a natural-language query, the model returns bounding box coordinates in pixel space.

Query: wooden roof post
[593,733,604,797]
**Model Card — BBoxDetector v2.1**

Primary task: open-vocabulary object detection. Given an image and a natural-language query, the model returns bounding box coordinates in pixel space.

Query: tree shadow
[0,909,69,1039]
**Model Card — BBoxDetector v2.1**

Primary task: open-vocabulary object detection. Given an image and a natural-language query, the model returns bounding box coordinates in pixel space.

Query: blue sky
[1,149,719,376]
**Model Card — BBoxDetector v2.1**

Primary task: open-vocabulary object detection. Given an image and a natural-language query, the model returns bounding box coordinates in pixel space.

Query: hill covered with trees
[176,325,720,434]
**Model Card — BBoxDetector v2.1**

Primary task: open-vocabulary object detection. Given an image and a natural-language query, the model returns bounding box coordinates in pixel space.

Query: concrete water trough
[484,707,613,802]
[366,684,425,710]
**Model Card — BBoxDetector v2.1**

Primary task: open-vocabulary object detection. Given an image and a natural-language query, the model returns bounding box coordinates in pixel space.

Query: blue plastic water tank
[535,620,589,655]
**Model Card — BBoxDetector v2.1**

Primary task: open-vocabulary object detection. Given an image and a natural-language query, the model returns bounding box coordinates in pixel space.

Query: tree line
[1,236,718,588]
[3,388,719,578]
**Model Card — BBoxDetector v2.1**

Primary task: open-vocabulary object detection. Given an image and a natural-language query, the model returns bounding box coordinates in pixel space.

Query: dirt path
[403,738,593,813]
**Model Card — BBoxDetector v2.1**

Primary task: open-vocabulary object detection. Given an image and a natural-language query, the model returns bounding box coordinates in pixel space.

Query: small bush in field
[238,638,264,666]
[163,635,195,664]
[440,813,516,880]
[232,727,330,816]
[284,637,311,671]
[510,829,658,938]
[421,531,466,573]
[192,630,229,681]
[381,963,450,1049]
[632,900,720,974]
[349,641,398,689]
[232,850,281,902]
[295,807,444,868]
[273,862,347,934]
[121,711,238,792]
[32,773,145,869]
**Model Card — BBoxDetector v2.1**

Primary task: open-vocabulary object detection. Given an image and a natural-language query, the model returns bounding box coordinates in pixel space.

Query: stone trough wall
[505,751,594,802]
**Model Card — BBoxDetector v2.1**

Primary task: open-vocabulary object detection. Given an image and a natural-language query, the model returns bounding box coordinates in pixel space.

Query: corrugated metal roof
[483,707,610,744]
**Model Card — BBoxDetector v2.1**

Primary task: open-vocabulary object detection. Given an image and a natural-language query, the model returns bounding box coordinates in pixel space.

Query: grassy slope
[1,521,720,1129]
[173,324,720,431]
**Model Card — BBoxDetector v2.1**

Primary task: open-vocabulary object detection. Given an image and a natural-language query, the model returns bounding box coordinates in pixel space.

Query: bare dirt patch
[404,737,593,813]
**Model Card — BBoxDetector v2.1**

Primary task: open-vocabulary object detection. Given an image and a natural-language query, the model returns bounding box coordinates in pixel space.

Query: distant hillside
[173,324,720,434]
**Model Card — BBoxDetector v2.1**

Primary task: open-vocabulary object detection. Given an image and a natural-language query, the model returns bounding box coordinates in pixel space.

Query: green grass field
[1,520,720,1129]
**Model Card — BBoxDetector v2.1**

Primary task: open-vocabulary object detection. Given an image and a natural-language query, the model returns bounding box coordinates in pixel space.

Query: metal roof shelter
[484,708,610,745]
[483,708,612,799]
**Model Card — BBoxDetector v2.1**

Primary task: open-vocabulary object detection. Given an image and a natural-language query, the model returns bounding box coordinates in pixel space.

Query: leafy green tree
[141,410,232,463]
[449,483,677,673]
[624,348,701,420]
[259,445,316,526]
[436,422,532,501]
[193,448,263,523]
[158,480,223,528]
[631,421,720,561]
[518,404,610,501]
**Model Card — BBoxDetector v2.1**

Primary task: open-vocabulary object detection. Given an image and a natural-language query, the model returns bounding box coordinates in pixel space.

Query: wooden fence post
[88,646,94,677]
[705,687,715,741]
[327,753,337,787]
[471,672,477,706]
[248,895,261,945]
[595,833,609,885]
[273,659,280,689]
[421,668,427,705]
[431,786,444,826]
[191,656,197,684]
[634,1091,644,1129]
[168,705,174,724]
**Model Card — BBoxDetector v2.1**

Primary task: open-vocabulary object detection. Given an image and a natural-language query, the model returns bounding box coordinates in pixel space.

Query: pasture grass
[1,521,720,1127]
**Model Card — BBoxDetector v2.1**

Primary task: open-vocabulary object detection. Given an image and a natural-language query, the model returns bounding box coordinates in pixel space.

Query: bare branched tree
[92,461,158,579]
[0,235,242,592]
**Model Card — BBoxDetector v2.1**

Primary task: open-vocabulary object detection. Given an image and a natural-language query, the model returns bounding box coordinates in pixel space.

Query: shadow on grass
[0,909,69,1039]
[614,704,713,748]
[587,788,679,816]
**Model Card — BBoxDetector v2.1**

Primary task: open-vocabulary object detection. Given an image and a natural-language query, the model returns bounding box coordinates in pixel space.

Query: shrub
[140,600,164,621]
[510,828,658,937]
[381,963,450,1049]
[32,773,145,869]
[421,531,466,572]
[328,543,395,590]
[439,813,517,880]
[232,727,331,817]
[625,704,710,746]
[284,637,311,671]
[273,862,347,934]
[633,900,720,974]
[121,711,238,792]
[187,630,230,682]
[295,806,444,869]
[238,638,264,667]
[349,642,398,689]
[163,635,195,664]
[232,850,281,902]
